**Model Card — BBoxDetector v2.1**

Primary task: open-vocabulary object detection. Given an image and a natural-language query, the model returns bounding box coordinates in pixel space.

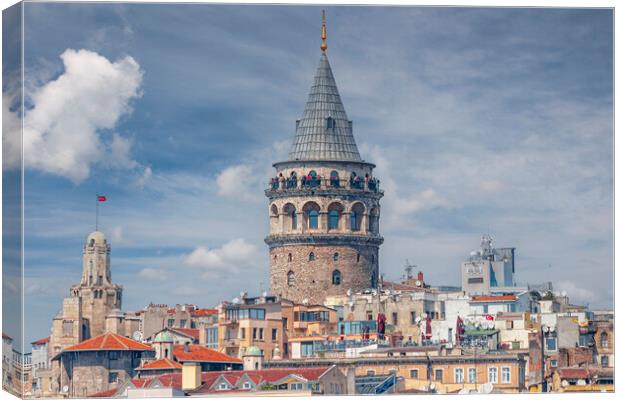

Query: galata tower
[266,12,384,304]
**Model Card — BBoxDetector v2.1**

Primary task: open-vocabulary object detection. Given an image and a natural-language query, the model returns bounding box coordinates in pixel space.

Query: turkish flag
[97,196,107,202]
[485,315,494,321]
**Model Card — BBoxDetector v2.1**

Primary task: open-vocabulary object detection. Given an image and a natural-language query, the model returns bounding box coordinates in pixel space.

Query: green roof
[244,346,262,357]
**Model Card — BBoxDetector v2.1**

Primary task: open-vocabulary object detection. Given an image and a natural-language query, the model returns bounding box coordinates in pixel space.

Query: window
[545,337,557,351]
[259,328,264,340]
[506,320,513,330]
[218,382,229,390]
[287,271,295,287]
[435,369,443,382]
[332,270,341,285]
[601,356,609,367]
[290,382,303,390]
[409,369,418,379]
[333,253,339,261]
[601,332,609,348]
[468,368,476,383]
[272,328,278,341]
[350,211,359,231]
[109,351,118,360]
[167,319,174,327]
[97,275,103,285]
[180,320,187,328]
[501,367,511,383]
[301,342,314,357]
[308,210,319,229]
[309,252,315,261]
[253,328,257,340]
[468,277,484,284]
[410,312,417,324]
[108,372,118,384]
[483,305,489,313]
[455,368,464,384]
[366,370,375,376]
[326,117,335,129]
[366,312,373,321]
[488,367,498,383]
[330,171,340,187]
[328,210,339,229]
[357,253,361,263]
[240,328,246,339]
[288,253,292,262]
[243,382,252,389]
[392,312,398,325]
[550,359,558,367]
[291,212,297,229]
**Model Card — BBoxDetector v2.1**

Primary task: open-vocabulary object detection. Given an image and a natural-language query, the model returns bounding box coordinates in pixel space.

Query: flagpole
[96,195,98,231]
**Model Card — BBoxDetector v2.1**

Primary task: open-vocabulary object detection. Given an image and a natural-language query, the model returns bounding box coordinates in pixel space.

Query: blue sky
[2,4,613,347]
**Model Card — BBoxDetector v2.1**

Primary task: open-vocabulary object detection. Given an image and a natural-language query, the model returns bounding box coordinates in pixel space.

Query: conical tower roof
[288,51,362,162]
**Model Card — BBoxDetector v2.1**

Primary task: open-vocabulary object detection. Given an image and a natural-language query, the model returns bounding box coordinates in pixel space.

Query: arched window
[288,253,292,262]
[270,204,278,216]
[303,202,320,230]
[332,270,341,285]
[602,355,609,367]
[326,116,335,129]
[309,210,318,229]
[329,210,339,230]
[357,253,361,263]
[291,212,297,229]
[284,203,297,231]
[330,170,340,187]
[333,253,339,261]
[309,252,316,261]
[287,271,295,287]
[89,239,95,246]
[309,170,317,178]
[350,203,365,231]
[601,332,609,348]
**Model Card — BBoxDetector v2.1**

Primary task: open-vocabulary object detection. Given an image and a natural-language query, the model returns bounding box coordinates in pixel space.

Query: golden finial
[320,10,327,52]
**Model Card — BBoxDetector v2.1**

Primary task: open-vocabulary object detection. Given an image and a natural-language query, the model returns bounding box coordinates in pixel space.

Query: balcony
[267,176,381,194]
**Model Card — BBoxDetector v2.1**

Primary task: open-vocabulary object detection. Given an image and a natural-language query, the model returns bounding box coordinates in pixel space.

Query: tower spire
[321,10,327,52]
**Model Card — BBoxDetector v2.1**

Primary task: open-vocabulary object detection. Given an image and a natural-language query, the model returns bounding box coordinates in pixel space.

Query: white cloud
[216,164,255,199]
[20,49,143,183]
[138,268,168,282]
[183,238,259,278]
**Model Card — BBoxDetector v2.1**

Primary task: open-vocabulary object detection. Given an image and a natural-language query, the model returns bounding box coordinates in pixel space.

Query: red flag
[485,314,494,321]
[97,196,107,202]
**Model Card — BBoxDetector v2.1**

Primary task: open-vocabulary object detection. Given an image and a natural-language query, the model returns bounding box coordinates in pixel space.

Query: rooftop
[172,344,241,364]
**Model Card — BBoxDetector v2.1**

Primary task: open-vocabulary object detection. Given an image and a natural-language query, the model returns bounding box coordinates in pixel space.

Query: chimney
[417,271,424,283]
[182,362,202,391]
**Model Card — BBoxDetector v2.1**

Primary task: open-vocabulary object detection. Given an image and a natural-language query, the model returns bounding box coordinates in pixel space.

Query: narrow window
[468,368,476,383]
[333,253,339,261]
[488,367,498,383]
[455,368,464,384]
[392,312,398,325]
[288,253,292,262]
[287,271,295,287]
[410,369,418,379]
[309,252,315,261]
[601,332,609,347]
[501,367,511,383]
[291,211,297,229]
[332,270,341,285]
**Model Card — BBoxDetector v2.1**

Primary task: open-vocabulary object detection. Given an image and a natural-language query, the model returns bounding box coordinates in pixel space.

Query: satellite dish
[549,326,556,332]
[302,298,309,305]
[346,288,352,296]
[415,317,422,323]
[544,326,550,333]
[62,386,69,394]
[132,331,142,341]
[561,380,569,387]
[422,313,428,319]
[232,297,240,304]
[415,280,422,287]
[488,321,495,329]
[429,383,436,390]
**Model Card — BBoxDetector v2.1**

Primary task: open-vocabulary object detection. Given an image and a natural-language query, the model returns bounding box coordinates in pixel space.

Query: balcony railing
[268,177,381,193]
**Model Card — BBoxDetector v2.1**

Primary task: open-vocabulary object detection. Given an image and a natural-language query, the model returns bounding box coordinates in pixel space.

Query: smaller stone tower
[153,330,174,360]
[243,346,263,371]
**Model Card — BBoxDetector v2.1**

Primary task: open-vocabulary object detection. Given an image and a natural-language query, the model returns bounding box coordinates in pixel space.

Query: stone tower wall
[269,243,378,304]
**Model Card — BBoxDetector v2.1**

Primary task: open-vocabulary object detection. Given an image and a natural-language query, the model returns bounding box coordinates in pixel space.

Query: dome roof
[244,346,262,357]
[154,330,173,343]
[86,231,106,245]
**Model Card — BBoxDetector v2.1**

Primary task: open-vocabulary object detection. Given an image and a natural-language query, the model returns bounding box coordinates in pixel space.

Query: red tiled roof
[173,345,241,363]
[170,328,200,341]
[137,358,182,371]
[191,308,218,317]
[558,368,590,380]
[471,295,517,302]
[63,333,152,352]
[87,388,118,397]
[31,337,50,345]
